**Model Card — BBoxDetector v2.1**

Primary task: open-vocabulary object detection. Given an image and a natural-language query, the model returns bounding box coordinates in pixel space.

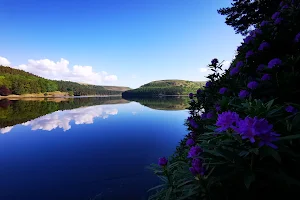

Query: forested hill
[122,80,205,97]
[0,65,129,96]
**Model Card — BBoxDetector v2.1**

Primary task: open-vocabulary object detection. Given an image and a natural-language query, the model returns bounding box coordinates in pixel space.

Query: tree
[217,0,281,35]
[0,85,12,96]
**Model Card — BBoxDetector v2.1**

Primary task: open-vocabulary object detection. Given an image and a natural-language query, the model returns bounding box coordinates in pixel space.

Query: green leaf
[177,180,194,188]
[265,99,275,111]
[244,171,255,189]
[147,184,167,192]
[292,113,300,129]
[158,175,168,183]
[277,134,300,141]
[164,188,172,200]
[259,146,281,163]
[205,125,217,131]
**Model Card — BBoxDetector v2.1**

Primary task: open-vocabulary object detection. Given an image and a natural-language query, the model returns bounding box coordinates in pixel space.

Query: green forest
[122,80,205,97]
[0,66,127,96]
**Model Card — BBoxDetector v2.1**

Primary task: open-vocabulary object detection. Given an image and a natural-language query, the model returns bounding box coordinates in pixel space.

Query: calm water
[0,97,190,200]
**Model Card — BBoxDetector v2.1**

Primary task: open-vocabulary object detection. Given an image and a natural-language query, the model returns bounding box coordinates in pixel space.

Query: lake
[0,97,190,200]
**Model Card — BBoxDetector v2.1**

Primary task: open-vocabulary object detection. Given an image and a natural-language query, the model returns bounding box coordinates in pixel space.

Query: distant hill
[0,65,128,96]
[77,82,131,92]
[122,79,206,97]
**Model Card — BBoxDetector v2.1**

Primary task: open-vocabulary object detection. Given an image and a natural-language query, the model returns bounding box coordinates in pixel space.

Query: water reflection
[0,96,189,133]
[0,97,127,129]
[123,96,190,110]
[26,106,118,131]
[0,96,190,200]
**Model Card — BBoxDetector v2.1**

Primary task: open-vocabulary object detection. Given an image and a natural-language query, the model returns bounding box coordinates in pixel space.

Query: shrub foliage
[149,1,300,199]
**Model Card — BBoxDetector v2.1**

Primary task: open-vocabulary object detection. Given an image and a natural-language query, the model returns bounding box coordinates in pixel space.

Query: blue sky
[0,0,243,88]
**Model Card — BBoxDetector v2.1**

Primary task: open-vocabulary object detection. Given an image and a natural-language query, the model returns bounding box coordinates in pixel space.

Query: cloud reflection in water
[0,105,118,133]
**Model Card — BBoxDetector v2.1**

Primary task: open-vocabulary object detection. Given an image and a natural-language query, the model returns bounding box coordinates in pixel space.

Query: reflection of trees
[0,97,128,128]
[123,96,190,110]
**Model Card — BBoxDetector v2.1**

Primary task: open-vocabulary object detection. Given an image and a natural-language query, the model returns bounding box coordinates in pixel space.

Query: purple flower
[230,67,240,76]
[207,111,214,119]
[281,5,289,9]
[268,58,282,68]
[219,87,228,94]
[254,29,262,35]
[189,132,196,139]
[274,18,283,25]
[211,58,219,65]
[258,132,280,149]
[250,29,262,37]
[158,157,168,166]
[187,146,202,158]
[189,93,194,99]
[244,36,254,44]
[239,90,250,99]
[272,12,280,20]
[261,74,271,81]
[237,117,273,143]
[197,89,202,94]
[260,20,269,27]
[216,111,240,132]
[188,117,198,129]
[186,138,195,146]
[279,1,285,7]
[201,113,207,119]
[189,158,205,176]
[236,117,257,143]
[257,64,265,71]
[285,105,298,113]
[215,104,221,112]
[247,81,259,90]
[206,81,212,87]
[237,46,243,51]
[258,42,270,51]
[246,50,254,58]
[294,32,300,43]
[236,61,244,68]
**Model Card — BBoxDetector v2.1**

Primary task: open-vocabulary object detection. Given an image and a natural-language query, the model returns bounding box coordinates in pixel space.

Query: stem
[250,153,254,170]
[276,72,280,88]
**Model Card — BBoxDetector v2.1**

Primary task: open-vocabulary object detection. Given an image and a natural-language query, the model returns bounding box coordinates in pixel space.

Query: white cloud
[221,60,231,71]
[0,105,119,133]
[0,56,118,85]
[0,126,13,134]
[0,56,11,66]
[199,67,208,73]
[21,105,119,132]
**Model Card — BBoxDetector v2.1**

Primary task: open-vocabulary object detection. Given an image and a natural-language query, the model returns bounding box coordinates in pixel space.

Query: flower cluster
[158,157,168,167]
[216,111,280,149]
[153,1,300,197]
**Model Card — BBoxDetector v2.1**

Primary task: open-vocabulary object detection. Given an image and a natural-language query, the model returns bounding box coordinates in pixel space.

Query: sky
[0,0,243,89]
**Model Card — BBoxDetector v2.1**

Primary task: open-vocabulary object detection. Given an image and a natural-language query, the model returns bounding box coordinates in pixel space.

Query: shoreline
[0,95,122,99]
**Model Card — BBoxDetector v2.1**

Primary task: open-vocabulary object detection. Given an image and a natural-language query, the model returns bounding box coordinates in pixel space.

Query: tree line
[0,66,122,96]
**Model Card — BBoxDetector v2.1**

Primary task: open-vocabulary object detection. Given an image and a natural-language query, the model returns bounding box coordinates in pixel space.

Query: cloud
[1,105,118,133]
[0,126,13,134]
[22,105,119,132]
[199,67,208,73]
[0,56,118,85]
[221,60,231,71]
[0,56,11,66]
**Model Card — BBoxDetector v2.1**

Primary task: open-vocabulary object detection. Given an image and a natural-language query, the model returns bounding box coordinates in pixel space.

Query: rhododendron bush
[148,1,300,199]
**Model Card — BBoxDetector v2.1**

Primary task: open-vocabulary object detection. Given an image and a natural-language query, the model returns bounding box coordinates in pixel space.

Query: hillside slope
[122,80,205,97]
[0,65,127,96]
